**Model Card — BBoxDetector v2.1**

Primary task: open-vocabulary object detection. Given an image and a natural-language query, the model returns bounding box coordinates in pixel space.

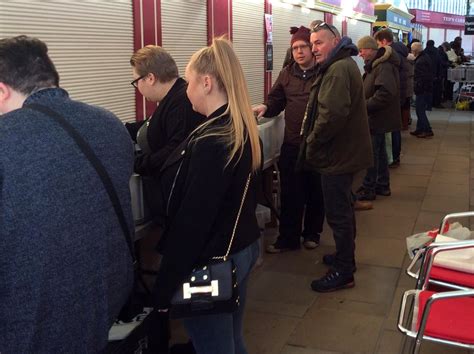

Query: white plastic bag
[406,222,455,259]
[433,231,474,274]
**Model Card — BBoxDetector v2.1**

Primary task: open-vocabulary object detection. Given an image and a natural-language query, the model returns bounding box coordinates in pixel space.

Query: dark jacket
[0,88,134,352]
[438,47,449,79]
[154,105,260,308]
[390,41,410,101]
[126,78,204,176]
[424,45,442,79]
[414,51,434,95]
[299,37,373,175]
[363,45,401,134]
[406,53,415,98]
[264,61,317,146]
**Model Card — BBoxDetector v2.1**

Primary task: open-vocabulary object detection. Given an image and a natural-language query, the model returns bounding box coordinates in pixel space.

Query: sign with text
[410,9,465,28]
[465,16,474,35]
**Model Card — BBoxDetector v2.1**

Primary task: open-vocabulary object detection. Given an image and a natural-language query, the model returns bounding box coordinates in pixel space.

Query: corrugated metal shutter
[347,19,371,75]
[161,0,207,78]
[422,27,428,45]
[0,0,135,122]
[429,28,445,48]
[272,4,323,84]
[347,19,371,46]
[446,29,460,44]
[233,0,264,105]
[333,15,344,35]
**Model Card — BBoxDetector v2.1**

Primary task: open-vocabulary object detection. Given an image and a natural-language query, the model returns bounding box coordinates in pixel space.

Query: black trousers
[277,143,325,246]
[321,173,356,274]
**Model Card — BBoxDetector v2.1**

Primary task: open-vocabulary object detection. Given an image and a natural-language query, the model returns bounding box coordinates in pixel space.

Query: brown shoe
[354,200,373,211]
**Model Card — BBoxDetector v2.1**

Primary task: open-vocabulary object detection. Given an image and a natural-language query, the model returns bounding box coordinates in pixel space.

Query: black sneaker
[322,253,357,273]
[356,188,376,201]
[311,270,355,292]
[375,187,391,196]
[410,130,421,136]
[266,239,300,254]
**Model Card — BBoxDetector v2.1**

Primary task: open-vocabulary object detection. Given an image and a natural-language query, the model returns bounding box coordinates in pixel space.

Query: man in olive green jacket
[356,36,401,202]
[299,23,372,292]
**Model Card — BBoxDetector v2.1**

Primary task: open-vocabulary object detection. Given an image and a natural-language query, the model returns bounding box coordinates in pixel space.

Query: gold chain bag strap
[170,173,252,319]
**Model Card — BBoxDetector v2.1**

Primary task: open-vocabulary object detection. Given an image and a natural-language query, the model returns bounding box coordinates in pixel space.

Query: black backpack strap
[24,103,136,264]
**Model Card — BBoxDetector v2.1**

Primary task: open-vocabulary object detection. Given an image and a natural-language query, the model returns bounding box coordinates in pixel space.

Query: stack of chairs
[397,212,474,354]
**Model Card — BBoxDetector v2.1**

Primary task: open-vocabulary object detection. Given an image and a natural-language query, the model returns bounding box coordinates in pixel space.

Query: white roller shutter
[272,4,323,83]
[0,0,135,122]
[161,1,207,78]
[428,28,445,47]
[422,27,428,45]
[347,19,371,46]
[233,0,264,105]
[446,29,460,44]
[347,19,371,75]
[333,15,344,35]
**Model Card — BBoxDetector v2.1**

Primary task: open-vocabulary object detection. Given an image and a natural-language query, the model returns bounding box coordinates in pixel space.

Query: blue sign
[386,10,410,28]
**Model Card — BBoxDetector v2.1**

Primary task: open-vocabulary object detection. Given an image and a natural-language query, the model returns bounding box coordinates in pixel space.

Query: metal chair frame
[398,289,474,354]
[406,211,474,290]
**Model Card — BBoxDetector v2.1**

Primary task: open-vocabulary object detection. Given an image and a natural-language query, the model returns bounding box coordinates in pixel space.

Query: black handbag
[170,172,252,319]
[24,104,142,322]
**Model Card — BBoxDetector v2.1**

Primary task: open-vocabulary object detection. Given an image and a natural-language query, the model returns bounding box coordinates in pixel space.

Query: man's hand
[252,104,268,119]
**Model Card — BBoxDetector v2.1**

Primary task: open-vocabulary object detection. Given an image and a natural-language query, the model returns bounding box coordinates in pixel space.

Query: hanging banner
[265,14,273,44]
[466,16,474,35]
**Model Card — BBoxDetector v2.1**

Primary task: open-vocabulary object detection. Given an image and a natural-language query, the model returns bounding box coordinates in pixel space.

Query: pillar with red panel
[132,0,162,121]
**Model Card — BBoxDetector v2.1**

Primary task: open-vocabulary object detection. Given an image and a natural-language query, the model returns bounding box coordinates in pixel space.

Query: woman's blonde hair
[188,37,261,172]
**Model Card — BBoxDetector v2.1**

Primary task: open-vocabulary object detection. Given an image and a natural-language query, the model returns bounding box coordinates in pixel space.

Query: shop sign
[352,0,374,17]
[387,10,410,28]
[410,9,465,27]
[318,0,342,6]
[465,16,474,35]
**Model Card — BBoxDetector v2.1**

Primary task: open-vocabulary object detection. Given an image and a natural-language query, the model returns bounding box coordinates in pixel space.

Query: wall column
[208,0,232,43]
[132,0,162,121]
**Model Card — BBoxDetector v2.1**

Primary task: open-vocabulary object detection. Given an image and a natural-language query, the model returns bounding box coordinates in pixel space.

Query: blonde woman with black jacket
[153,37,261,354]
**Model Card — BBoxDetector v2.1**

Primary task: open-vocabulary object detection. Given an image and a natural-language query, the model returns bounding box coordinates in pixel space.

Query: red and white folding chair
[398,288,474,354]
[406,211,474,291]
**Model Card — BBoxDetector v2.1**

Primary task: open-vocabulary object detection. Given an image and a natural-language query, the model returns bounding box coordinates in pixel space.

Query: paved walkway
[243,108,473,354]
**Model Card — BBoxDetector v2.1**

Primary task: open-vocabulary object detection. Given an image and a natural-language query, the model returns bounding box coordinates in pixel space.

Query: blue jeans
[363,133,389,192]
[183,240,260,354]
[416,93,432,133]
[321,174,356,274]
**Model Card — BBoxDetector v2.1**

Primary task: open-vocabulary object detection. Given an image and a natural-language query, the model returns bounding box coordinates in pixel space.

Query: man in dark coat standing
[299,23,372,292]
[374,29,409,168]
[356,36,401,202]
[424,40,442,107]
[410,42,434,138]
[254,26,325,253]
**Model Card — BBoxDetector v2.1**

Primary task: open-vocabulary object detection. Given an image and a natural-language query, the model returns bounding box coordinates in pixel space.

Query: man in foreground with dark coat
[299,23,372,292]
[0,35,134,352]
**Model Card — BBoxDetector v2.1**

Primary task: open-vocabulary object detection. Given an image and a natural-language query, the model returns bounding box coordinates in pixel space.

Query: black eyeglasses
[292,44,311,52]
[131,74,147,88]
[312,22,337,38]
